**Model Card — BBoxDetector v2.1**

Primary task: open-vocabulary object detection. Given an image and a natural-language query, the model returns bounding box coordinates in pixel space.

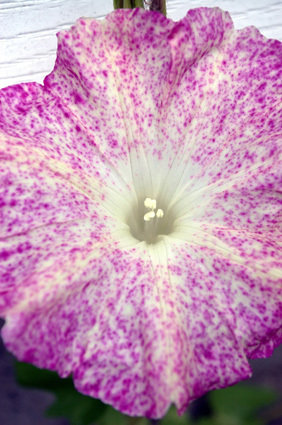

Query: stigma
[143,197,164,222]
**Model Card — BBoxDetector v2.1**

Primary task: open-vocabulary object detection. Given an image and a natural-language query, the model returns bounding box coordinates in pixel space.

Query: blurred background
[0,0,281,424]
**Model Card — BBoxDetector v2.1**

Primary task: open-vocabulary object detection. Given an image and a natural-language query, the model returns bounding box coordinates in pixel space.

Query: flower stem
[113,0,123,8]
[113,0,166,16]
[144,0,166,16]
[123,0,133,7]
[135,0,145,7]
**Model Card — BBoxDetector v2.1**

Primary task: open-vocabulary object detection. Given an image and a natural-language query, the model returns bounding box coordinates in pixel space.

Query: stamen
[128,196,171,243]
[143,197,164,223]
[144,197,156,210]
[144,210,155,221]
[156,209,164,218]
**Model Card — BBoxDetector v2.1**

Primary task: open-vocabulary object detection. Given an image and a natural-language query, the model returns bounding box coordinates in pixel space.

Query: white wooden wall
[0,0,281,89]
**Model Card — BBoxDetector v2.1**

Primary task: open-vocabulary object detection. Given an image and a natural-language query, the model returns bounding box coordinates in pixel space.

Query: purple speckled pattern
[0,6,282,419]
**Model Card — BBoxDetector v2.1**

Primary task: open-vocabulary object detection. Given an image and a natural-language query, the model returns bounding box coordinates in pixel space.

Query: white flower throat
[128,196,174,245]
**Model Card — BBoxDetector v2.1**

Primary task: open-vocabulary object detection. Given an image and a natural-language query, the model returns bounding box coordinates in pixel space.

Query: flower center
[127,196,175,244]
[143,197,164,222]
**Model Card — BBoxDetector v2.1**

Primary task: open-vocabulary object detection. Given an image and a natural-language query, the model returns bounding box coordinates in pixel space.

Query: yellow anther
[144,210,156,222]
[144,197,156,210]
[143,197,164,222]
[156,209,164,218]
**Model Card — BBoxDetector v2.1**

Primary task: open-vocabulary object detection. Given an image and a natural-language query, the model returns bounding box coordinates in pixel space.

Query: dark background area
[0,318,281,425]
[0,320,69,425]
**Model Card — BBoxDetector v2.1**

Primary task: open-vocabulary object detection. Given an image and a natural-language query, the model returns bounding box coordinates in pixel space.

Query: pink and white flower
[0,7,281,418]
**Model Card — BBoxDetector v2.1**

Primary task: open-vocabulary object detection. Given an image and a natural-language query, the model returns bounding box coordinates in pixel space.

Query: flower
[0,6,281,419]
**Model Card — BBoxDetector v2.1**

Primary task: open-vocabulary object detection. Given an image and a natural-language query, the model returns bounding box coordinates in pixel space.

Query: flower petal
[0,82,133,205]
[2,244,175,418]
[0,6,281,420]
[162,238,253,413]
[163,16,282,204]
[0,95,133,313]
[42,8,234,196]
[0,151,116,313]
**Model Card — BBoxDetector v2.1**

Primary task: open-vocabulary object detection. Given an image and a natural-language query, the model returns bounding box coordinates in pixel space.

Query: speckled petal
[163,13,282,202]
[161,238,253,413]
[2,244,176,418]
[165,11,282,361]
[0,140,117,314]
[42,8,234,194]
[0,82,133,202]
[0,5,281,420]
[0,83,132,313]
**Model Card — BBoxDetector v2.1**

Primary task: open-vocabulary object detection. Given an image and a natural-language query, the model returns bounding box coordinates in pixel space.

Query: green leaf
[196,414,261,425]
[210,383,276,419]
[97,405,147,425]
[15,361,107,425]
[46,386,107,425]
[15,361,69,390]
[188,384,277,425]
[162,405,191,425]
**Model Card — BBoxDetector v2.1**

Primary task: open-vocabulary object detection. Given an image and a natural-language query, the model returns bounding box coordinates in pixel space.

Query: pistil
[143,197,164,222]
[142,197,164,243]
[127,194,174,244]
